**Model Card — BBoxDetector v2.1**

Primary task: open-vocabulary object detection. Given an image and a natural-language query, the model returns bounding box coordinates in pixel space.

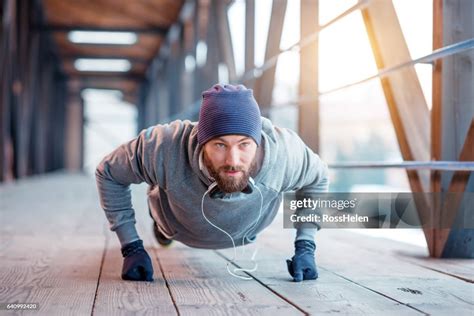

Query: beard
[203,152,258,193]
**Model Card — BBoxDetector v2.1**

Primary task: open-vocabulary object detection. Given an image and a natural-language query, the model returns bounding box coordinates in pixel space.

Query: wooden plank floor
[0,173,473,315]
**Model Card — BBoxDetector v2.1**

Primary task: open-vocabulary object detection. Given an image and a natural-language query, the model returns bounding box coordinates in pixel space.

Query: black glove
[286,240,318,282]
[121,239,154,281]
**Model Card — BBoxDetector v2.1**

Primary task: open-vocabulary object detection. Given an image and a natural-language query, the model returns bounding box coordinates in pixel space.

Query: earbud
[201,177,263,280]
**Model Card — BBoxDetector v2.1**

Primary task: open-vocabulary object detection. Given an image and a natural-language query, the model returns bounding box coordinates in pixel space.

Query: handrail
[320,38,474,96]
[329,161,474,171]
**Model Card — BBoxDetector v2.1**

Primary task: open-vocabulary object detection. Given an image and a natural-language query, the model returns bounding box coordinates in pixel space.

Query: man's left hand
[286,240,318,282]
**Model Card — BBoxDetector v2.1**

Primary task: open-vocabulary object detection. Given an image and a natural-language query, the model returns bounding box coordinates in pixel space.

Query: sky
[228,0,432,103]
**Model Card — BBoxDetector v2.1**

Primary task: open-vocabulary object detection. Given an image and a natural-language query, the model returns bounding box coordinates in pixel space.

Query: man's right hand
[121,239,154,281]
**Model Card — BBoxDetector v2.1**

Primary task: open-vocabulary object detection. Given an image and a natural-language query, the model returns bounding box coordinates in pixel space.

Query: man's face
[203,135,258,193]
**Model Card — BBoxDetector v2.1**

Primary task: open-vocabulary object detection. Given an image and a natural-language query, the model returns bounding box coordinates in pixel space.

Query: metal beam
[431,0,443,193]
[320,38,474,96]
[329,161,474,171]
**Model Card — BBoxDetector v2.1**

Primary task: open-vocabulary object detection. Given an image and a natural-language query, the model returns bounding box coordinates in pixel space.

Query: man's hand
[121,239,154,281]
[286,240,318,282]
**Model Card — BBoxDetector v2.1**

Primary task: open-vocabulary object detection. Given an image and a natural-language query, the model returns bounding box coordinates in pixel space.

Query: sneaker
[153,223,173,246]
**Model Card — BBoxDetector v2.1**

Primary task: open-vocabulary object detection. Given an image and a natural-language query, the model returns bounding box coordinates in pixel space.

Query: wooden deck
[0,173,473,315]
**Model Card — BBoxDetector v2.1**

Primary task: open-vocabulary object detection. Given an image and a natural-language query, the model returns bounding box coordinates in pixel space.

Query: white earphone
[201,177,263,280]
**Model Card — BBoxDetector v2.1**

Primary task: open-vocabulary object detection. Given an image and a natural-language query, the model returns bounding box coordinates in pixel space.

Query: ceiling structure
[41,0,185,104]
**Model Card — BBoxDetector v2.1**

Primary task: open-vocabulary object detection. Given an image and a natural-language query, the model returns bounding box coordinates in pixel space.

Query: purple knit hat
[197,84,262,146]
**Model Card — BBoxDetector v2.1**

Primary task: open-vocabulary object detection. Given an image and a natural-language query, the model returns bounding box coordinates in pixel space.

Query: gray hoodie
[95,117,329,249]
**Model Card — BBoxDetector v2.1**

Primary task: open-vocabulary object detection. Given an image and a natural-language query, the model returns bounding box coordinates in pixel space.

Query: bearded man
[95,84,329,282]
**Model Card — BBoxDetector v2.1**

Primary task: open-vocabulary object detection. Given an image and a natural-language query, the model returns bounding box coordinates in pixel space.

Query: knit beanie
[197,84,262,146]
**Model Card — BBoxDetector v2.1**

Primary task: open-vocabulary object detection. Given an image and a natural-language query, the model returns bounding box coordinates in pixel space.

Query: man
[95,84,329,283]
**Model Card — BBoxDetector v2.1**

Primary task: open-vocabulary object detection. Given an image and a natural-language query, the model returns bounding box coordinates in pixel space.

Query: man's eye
[216,143,226,148]
[240,142,250,147]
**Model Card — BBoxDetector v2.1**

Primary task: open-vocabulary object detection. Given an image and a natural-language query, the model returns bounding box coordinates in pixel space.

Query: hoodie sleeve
[279,127,330,242]
[281,127,329,193]
[95,125,169,247]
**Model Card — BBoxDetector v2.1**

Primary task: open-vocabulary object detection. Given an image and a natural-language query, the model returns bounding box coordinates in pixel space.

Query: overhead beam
[65,72,147,80]
[41,0,183,29]
[77,79,138,89]
[52,32,163,60]
[61,55,149,64]
[66,73,144,81]
[63,54,151,62]
[33,24,169,35]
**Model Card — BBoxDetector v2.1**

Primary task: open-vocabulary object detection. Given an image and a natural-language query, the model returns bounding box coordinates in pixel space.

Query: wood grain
[2,174,472,315]
[0,173,106,315]
[239,216,474,315]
